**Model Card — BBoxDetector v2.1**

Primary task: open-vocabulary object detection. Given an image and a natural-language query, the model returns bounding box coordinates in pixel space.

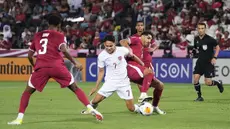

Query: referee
[193,22,224,101]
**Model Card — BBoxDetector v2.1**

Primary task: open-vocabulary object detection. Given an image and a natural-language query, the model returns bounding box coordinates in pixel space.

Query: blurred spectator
[0,25,12,49]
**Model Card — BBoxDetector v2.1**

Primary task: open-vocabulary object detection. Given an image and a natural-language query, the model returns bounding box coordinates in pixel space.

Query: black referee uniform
[193,34,217,78]
[193,34,223,101]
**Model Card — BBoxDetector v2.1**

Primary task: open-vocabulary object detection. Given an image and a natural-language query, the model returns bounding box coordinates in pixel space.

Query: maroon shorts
[127,63,156,85]
[127,63,145,85]
[28,66,74,92]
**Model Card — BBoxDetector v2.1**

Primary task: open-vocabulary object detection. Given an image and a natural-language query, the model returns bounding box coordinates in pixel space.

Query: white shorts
[98,80,133,100]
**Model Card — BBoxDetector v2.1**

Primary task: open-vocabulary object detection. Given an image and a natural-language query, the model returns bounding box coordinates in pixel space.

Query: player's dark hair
[197,22,206,28]
[48,14,62,27]
[141,31,154,38]
[136,20,144,25]
[103,35,115,43]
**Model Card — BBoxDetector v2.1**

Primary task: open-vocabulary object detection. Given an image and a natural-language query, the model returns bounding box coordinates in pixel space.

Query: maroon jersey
[127,34,143,64]
[142,48,153,68]
[29,30,66,70]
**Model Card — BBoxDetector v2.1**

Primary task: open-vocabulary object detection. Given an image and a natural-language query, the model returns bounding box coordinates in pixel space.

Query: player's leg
[193,62,204,101]
[150,78,166,115]
[116,85,140,113]
[67,83,103,121]
[204,64,224,93]
[127,65,153,102]
[8,69,49,125]
[139,68,154,100]
[52,66,103,121]
[81,82,114,114]
[81,93,106,114]
[8,86,36,125]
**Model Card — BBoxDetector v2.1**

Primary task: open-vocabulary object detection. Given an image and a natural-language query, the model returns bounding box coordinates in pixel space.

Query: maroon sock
[140,73,153,92]
[74,87,90,106]
[18,91,32,113]
[152,89,163,107]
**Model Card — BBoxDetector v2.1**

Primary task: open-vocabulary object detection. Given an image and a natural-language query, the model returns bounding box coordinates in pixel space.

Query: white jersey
[98,47,129,82]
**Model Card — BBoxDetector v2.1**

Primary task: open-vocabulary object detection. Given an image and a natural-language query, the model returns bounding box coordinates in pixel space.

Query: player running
[81,35,143,114]
[8,14,103,125]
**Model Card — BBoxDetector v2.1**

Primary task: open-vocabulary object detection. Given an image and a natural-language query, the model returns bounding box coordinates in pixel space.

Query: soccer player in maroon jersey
[8,15,103,125]
[142,38,166,115]
[120,21,154,102]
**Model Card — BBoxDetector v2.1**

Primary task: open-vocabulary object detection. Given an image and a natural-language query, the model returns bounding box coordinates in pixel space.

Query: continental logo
[0,61,33,75]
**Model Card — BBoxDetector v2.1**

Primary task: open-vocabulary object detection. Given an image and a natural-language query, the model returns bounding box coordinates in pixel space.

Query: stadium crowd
[0,0,230,51]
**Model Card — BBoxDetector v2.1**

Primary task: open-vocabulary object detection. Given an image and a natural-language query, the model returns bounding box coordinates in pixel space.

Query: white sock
[16,113,24,120]
[134,104,140,113]
[140,92,147,98]
[87,104,94,110]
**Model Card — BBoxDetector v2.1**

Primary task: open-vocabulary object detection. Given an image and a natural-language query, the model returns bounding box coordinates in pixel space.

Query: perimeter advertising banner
[86,58,97,82]
[0,58,86,81]
[153,58,193,83]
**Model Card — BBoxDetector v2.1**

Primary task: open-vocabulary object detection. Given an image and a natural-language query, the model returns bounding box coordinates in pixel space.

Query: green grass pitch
[0,81,230,129]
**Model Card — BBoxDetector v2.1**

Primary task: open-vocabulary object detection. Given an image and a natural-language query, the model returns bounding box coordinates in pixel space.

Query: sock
[16,113,24,120]
[140,73,153,92]
[90,100,98,109]
[134,104,140,113]
[208,80,219,86]
[74,87,90,106]
[194,83,201,97]
[140,92,147,98]
[152,89,163,107]
[18,91,32,114]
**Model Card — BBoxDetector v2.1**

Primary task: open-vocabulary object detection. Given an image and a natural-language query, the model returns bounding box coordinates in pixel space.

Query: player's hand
[75,63,83,71]
[211,58,216,65]
[89,87,98,96]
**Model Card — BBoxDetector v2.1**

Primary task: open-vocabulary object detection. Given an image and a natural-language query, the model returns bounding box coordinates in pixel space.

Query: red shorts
[127,63,145,85]
[28,65,74,92]
[127,62,156,85]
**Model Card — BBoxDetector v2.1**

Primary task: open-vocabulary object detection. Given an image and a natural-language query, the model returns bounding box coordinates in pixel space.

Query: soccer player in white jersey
[81,35,144,114]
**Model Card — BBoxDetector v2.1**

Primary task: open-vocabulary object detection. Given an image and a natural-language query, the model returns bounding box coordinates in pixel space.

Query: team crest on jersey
[118,56,122,60]
[202,45,207,50]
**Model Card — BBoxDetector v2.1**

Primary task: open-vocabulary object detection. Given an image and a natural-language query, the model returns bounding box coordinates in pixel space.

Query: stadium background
[1,1,230,129]
[0,0,230,84]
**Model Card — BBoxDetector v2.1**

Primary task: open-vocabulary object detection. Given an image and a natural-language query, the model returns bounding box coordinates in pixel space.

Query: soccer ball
[139,102,153,116]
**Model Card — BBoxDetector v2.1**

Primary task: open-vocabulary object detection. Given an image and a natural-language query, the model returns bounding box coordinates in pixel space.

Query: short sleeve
[120,47,129,56]
[97,55,105,68]
[127,36,138,45]
[212,38,218,46]
[58,34,67,50]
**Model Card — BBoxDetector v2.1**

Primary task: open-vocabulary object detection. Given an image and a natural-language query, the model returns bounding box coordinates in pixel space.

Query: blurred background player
[81,35,142,114]
[120,22,154,103]
[193,22,224,101]
[8,14,103,125]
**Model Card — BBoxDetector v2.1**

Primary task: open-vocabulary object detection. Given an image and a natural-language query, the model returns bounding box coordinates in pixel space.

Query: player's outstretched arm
[89,67,104,96]
[28,50,35,67]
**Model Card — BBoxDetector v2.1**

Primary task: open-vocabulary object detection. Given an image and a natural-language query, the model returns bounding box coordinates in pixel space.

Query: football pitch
[0,82,230,129]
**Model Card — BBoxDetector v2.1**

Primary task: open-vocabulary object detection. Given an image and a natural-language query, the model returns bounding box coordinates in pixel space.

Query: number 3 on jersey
[38,38,48,54]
